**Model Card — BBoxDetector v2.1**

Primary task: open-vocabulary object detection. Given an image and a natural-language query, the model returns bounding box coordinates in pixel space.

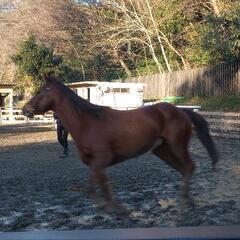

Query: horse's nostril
[22,108,35,118]
[22,109,27,114]
[26,111,34,118]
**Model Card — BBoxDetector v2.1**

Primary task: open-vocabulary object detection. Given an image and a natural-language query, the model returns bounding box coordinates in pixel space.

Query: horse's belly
[112,138,163,163]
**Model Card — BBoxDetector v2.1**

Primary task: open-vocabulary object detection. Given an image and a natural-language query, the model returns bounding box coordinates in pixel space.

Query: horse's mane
[47,76,105,118]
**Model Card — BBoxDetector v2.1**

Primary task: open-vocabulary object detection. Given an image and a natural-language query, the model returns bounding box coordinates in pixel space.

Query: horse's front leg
[87,168,112,206]
[89,167,128,218]
[87,171,98,201]
[179,174,195,208]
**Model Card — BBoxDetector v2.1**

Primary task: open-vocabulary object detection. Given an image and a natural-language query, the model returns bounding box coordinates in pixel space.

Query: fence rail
[199,111,240,139]
[0,106,139,125]
[125,61,240,99]
[0,108,54,125]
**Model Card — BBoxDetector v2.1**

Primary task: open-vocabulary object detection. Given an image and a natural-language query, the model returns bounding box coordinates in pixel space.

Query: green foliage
[12,36,55,92]
[199,5,240,63]
[135,59,159,76]
[147,95,240,112]
[160,96,185,104]
[179,95,240,112]
[85,53,126,81]
[201,95,240,112]
[163,13,186,38]
[12,36,81,93]
[57,59,82,83]
[181,96,205,105]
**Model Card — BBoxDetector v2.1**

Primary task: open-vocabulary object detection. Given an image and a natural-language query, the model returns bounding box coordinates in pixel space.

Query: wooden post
[0,108,2,125]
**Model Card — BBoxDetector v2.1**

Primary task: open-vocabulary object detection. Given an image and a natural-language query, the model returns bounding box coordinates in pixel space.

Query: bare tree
[210,0,220,16]
[0,0,93,82]
[98,0,190,77]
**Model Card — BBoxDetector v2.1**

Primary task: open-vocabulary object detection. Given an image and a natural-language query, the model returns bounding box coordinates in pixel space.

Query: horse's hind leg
[152,141,195,207]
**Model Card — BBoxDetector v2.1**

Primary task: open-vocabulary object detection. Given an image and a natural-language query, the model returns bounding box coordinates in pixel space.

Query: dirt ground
[0,123,240,231]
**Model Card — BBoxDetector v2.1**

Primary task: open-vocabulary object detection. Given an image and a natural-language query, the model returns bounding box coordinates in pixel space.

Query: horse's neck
[55,98,84,140]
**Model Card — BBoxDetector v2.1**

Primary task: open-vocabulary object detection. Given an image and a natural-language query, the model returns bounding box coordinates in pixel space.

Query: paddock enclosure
[0,123,240,231]
[126,61,240,99]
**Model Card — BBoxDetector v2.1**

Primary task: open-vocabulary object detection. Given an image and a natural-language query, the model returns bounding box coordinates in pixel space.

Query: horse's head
[22,76,59,118]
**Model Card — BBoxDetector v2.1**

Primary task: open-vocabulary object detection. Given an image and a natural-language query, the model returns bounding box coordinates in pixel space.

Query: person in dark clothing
[53,112,69,157]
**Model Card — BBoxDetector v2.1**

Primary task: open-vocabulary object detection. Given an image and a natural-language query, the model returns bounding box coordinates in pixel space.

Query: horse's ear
[44,72,56,83]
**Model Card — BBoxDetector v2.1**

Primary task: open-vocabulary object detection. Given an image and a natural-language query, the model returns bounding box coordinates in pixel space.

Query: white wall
[72,84,144,109]
[0,87,13,108]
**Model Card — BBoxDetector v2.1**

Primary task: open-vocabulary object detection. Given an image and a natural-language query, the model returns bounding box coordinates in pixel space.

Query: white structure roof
[67,81,146,88]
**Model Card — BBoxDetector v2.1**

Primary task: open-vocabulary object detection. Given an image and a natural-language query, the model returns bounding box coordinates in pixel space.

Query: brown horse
[22,75,218,216]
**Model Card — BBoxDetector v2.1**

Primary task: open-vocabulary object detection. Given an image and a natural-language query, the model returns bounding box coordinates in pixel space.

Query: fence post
[9,107,14,122]
[0,108,2,126]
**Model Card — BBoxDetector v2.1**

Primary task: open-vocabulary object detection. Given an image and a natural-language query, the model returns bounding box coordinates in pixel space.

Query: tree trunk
[210,0,220,16]
[145,0,172,73]
[113,48,132,78]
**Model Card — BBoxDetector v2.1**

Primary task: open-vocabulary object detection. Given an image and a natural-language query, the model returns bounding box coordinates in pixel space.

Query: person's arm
[53,112,58,120]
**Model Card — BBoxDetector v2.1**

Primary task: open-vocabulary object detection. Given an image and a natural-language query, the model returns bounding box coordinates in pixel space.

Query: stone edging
[199,111,240,139]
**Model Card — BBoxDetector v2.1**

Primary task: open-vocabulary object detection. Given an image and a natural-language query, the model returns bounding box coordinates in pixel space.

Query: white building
[67,81,146,110]
[0,82,14,109]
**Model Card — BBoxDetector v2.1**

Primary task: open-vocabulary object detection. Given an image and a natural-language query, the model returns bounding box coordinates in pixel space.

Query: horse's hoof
[115,206,129,217]
[116,210,130,220]
[112,202,130,219]
[179,195,196,211]
[188,198,196,207]
[120,216,132,227]
[98,200,129,219]
[93,197,108,209]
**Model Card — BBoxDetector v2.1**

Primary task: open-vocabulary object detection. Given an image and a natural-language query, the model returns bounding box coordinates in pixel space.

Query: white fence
[0,108,54,125]
[0,106,140,126]
[0,104,202,126]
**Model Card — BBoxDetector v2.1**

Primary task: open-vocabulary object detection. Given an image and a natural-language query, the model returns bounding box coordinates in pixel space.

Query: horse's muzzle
[22,108,35,118]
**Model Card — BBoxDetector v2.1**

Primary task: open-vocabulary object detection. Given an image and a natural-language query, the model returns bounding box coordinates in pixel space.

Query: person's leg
[57,125,64,147]
[62,128,69,156]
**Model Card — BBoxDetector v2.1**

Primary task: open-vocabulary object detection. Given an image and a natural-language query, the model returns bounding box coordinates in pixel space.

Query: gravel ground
[0,123,240,232]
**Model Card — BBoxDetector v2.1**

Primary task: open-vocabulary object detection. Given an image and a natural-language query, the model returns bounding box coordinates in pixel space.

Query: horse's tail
[181,109,219,169]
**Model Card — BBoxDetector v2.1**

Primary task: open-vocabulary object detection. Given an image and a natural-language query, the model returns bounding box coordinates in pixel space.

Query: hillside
[0,0,239,85]
[0,0,70,84]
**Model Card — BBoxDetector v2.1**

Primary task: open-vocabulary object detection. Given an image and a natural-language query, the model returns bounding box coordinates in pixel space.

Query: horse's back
[151,102,191,122]
[142,103,192,141]
[102,103,191,133]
